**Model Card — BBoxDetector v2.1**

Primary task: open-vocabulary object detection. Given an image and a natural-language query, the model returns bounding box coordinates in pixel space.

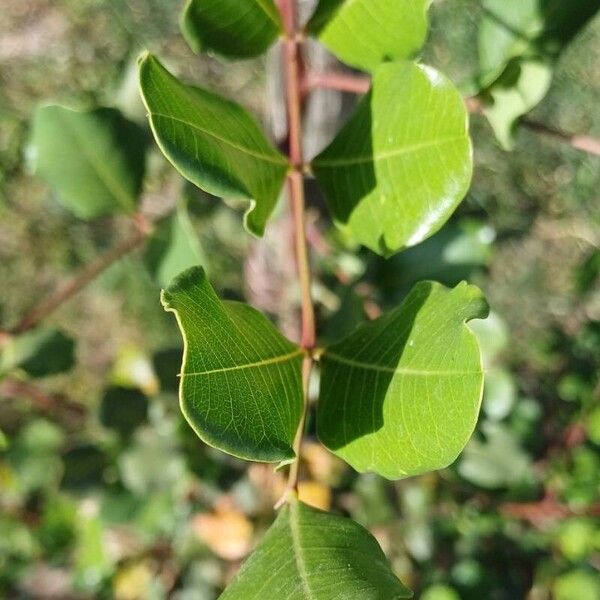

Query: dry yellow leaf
[193,507,253,561]
[298,480,332,511]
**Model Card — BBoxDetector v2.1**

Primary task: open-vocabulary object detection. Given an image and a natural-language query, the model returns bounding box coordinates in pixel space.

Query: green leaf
[483,60,552,150]
[479,0,600,87]
[30,106,147,219]
[308,0,431,71]
[138,54,289,237]
[161,266,304,462]
[478,0,542,87]
[100,387,149,439]
[144,201,207,288]
[312,61,472,257]
[318,281,488,480]
[220,498,412,599]
[0,328,75,378]
[553,570,600,600]
[458,422,532,489]
[181,0,282,58]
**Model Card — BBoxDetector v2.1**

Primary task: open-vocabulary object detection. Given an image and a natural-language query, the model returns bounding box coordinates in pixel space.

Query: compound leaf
[30,106,147,219]
[161,266,304,462]
[139,54,289,237]
[318,281,488,480]
[220,498,412,599]
[182,0,282,58]
[312,61,472,257]
[308,0,431,71]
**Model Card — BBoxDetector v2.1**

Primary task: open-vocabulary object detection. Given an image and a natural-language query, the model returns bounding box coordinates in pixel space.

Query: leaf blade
[308,0,431,71]
[30,106,147,219]
[312,61,472,257]
[138,53,289,236]
[220,499,412,599]
[161,266,304,462]
[181,0,282,58]
[317,281,488,480]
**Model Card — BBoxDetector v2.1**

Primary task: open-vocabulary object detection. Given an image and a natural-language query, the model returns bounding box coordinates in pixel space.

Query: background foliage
[0,0,599,598]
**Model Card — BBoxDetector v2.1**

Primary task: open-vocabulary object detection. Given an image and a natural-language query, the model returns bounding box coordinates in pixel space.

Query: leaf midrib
[58,111,135,211]
[325,351,481,376]
[255,0,280,26]
[289,502,316,600]
[150,112,288,166]
[314,135,465,168]
[181,349,303,377]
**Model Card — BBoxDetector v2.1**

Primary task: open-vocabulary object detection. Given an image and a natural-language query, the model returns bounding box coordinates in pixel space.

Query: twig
[0,377,86,425]
[303,70,370,95]
[520,119,600,156]
[309,71,600,158]
[8,214,152,335]
[277,0,316,502]
[501,494,600,529]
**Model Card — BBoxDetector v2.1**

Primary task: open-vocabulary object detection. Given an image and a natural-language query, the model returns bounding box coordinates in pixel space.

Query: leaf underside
[308,0,431,71]
[161,266,304,462]
[31,106,146,219]
[312,61,473,257]
[220,499,412,599]
[182,0,282,58]
[138,54,289,237]
[318,281,489,480]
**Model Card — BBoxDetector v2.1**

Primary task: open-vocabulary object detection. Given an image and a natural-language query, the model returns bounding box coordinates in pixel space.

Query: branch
[310,71,600,158]
[501,494,600,529]
[8,214,152,335]
[303,71,370,95]
[278,0,316,501]
[0,377,86,425]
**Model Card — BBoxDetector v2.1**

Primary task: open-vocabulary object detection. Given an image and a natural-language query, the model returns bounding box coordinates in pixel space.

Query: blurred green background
[0,1,599,598]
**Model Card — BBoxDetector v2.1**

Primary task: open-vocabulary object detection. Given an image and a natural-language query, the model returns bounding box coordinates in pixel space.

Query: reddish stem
[277,0,316,499]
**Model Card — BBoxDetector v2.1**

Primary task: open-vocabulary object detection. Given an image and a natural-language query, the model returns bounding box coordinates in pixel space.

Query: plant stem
[278,0,316,498]
[9,214,151,335]
[304,70,371,95]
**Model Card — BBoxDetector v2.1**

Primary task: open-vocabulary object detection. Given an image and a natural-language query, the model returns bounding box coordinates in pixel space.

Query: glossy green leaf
[138,54,289,237]
[308,0,431,71]
[0,328,75,379]
[318,281,488,480]
[161,266,304,462]
[181,0,282,58]
[30,106,147,219]
[483,60,552,150]
[144,201,207,287]
[312,61,472,257]
[220,498,412,599]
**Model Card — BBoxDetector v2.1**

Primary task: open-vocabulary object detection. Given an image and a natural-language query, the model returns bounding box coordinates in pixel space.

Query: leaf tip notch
[451,280,490,323]
[160,264,207,313]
